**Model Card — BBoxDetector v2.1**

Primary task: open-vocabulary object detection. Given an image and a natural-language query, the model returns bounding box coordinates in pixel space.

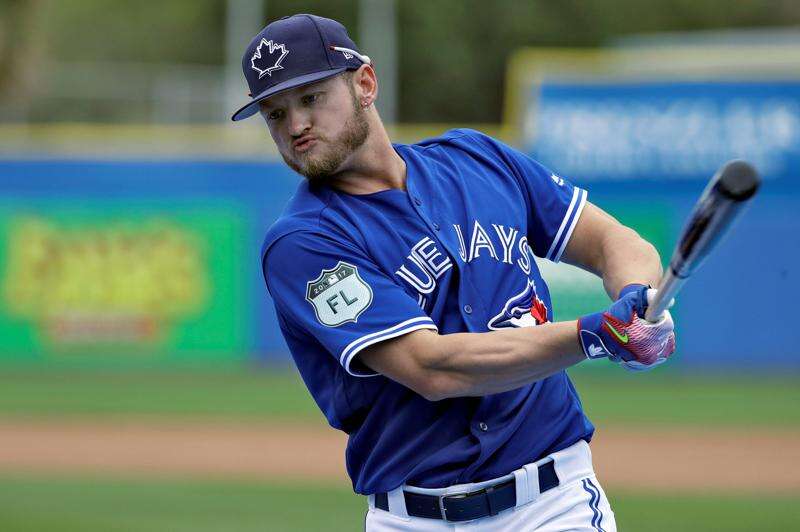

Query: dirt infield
[1,419,799,493]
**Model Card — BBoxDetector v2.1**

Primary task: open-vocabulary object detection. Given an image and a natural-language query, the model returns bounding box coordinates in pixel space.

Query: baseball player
[233,14,676,531]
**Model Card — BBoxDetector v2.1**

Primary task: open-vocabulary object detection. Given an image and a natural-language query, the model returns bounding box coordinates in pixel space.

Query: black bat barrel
[670,160,761,279]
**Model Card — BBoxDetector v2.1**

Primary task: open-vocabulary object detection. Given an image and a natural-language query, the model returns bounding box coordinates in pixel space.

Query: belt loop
[523,462,541,501]
[513,467,531,506]
[387,485,409,518]
[367,494,376,509]
[484,484,499,516]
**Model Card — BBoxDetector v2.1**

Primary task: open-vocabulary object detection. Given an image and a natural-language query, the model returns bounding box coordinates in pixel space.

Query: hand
[617,283,649,302]
[578,285,676,371]
[617,283,674,321]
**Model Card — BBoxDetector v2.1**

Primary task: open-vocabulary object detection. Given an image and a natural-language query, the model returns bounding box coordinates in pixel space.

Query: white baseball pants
[365,440,616,531]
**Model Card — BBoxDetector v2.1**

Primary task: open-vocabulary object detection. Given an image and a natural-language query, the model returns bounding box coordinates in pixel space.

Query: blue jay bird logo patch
[251,39,289,78]
[488,279,548,330]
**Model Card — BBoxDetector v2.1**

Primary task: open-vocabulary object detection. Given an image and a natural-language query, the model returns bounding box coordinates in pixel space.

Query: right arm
[359,321,585,401]
[264,230,671,402]
[360,282,677,400]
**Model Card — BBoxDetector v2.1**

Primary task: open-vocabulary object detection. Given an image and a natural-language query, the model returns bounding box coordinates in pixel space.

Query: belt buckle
[439,484,495,522]
[439,490,470,521]
[438,494,448,520]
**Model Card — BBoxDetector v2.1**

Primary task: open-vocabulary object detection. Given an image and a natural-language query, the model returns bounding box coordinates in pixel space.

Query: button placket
[406,182,459,279]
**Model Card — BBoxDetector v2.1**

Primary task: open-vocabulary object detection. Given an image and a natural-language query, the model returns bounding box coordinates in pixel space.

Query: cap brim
[231,68,348,121]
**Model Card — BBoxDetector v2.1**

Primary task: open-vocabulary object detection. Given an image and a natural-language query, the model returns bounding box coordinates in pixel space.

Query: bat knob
[716,160,761,201]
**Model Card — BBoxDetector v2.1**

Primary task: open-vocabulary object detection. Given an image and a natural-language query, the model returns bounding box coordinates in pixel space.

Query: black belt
[375,458,559,522]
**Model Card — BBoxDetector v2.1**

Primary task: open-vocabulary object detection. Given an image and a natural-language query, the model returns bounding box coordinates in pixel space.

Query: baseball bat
[645,160,761,322]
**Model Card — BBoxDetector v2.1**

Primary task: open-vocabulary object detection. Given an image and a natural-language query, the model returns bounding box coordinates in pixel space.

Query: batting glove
[578,284,676,371]
[617,283,649,301]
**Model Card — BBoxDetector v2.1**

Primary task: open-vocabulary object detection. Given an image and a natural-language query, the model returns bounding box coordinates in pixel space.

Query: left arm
[561,201,663,299]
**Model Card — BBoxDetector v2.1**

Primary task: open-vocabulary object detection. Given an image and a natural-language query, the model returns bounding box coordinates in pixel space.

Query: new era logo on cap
[231,13,370,122]
[251,39,290,79]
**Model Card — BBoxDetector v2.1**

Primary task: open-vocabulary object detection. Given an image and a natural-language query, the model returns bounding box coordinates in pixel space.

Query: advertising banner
[0,160,298,366]
[525,80,800,183]
[506,46,800,369]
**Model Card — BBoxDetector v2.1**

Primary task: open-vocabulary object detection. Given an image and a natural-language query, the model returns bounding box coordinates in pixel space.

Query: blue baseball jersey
[261,128,593,495]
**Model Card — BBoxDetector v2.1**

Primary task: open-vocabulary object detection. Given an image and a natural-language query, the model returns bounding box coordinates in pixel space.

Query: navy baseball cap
[231,14,371,122]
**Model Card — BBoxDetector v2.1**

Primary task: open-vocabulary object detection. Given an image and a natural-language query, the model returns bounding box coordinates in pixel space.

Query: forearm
[562,203,664,299]
[597,225,663,299]
[421,322,585,399]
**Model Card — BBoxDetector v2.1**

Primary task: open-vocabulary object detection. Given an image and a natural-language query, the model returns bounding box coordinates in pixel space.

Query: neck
[328,113,406,195]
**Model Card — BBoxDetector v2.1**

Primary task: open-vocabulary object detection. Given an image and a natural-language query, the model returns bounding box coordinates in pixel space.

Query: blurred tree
[45,0,224,63]
[1,0,798,123]
[0,0,52,120]
[264,0,358,31]
[393,0,800,122]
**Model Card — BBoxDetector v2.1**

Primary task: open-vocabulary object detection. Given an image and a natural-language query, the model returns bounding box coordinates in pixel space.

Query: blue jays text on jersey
[261,129,592,495]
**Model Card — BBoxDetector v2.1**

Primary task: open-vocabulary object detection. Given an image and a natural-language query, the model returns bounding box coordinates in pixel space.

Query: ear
[353,64,378,107]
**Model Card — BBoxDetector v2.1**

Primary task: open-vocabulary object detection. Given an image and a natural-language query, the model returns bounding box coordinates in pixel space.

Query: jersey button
[463,304,472,314]
[413,197,422,206]
[433,222,440,231]
[478,422,489,432]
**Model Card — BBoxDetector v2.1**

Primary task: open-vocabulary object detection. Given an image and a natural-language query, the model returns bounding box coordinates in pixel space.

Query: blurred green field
[0,366,798,426]
[0,476,797,532]
[1,367,798,531]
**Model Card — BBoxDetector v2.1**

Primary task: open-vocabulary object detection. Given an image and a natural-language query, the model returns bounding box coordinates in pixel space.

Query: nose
[287,108,311,138]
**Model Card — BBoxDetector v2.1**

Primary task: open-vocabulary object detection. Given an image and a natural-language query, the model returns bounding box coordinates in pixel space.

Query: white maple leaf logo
[251,39,289,79]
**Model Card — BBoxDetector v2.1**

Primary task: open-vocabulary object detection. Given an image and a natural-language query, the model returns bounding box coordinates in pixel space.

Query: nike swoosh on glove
[578,284,676,371]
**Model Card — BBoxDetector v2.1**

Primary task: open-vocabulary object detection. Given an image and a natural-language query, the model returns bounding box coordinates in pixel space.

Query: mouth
[292,136,317,153]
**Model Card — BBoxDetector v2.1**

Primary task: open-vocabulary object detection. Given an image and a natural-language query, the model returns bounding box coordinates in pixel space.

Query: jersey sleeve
[465,130,588,262]
[263,231,437,377]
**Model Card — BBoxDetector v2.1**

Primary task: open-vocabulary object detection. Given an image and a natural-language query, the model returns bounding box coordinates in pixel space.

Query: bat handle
[644,268,685,322]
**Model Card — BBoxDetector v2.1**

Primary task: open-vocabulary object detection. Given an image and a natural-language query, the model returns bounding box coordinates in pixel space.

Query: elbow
[414,376,446,402]
[410,370,470,402]
[645,239,661,262]
[415,383,442,402]
[602,226,660,265]
[630,228,660,259]
[633,231,659,258]
[410,339,471,401]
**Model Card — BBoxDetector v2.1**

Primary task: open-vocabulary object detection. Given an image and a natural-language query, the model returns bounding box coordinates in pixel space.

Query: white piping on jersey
[552,189,587,264]
[340,317,438,377]
[545,187,582,262]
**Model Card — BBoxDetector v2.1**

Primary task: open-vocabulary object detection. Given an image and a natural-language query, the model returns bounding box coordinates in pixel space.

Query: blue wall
[586,179,799,370]
[521,77,800,370]
[1,160,796,369]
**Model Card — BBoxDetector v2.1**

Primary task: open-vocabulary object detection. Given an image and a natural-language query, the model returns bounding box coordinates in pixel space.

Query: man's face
[258,73,369,182]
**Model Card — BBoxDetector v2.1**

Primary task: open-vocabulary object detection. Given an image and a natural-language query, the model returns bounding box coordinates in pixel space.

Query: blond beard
[283,92,370,183]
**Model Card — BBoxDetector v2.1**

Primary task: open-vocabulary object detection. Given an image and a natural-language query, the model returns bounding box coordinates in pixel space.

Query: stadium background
[1,1,798,530]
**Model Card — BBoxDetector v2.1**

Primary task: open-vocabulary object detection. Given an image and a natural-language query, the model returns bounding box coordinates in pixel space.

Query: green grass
[610,492,800,532]
[572,369,800,427]
[0,366,797,426]
[0,476,796,532]
[0,476,362,532]
[0,367,317,420]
